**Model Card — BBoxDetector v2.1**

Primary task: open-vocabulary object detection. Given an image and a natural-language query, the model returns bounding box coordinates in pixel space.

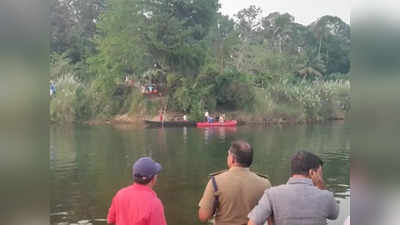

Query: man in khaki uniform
[198,140,271,225]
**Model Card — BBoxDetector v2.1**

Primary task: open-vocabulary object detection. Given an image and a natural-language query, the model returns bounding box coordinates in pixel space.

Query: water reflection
[50,123,349,225]
[200,127,238,144]
[157,128,167,153]
[183,127,187,144]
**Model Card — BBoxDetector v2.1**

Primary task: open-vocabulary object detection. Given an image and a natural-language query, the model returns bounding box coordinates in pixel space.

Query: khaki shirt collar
[228,166,250,173]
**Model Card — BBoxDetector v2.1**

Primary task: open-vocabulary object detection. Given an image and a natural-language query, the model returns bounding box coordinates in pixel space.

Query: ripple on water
[50,123,350,225]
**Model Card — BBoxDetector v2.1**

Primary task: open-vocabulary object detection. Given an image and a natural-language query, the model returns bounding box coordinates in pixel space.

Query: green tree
[296,48,326,79]
[50,0,105,62]
[90,0,149,81]
[205,14,240,73]
[307,16,350,75]
[261,12,294,54]
[235,5,262,43]
[142,0,219,75]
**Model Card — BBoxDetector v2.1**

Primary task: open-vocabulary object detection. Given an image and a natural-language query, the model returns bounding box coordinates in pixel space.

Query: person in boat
[247,151,339,225]
[204,111,209,122]
[183,114,187,121]
[215,114,220,122]
[107,157,167,225]
[198,140,271,225]
[219,114,225,123]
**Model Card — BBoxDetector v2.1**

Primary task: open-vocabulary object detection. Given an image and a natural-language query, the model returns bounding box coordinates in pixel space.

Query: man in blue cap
[107,157,167,225]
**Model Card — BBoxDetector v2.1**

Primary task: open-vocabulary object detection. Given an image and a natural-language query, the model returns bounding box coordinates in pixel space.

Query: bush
[324,73,350,81]
[266,78,350,121]
[125,88,161,117]
[215,71,255,110]
[51,73,134,122]
[166,68,256,120]
[50,74,84,122]
[83,75,132,120]
[169,77,210,121]
[50,53,73,81]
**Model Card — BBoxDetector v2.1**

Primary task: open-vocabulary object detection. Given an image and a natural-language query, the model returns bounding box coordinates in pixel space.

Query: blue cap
[132,157,162,179]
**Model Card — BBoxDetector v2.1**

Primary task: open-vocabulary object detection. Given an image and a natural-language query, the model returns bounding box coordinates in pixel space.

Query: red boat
[196,120,237,127]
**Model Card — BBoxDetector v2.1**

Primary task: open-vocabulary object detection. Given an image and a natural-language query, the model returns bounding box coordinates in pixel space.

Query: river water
[50,122,350,225]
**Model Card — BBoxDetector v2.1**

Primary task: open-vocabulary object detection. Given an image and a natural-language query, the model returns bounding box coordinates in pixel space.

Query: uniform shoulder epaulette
[254,172,269,179]
[208,169,227,177]
[208,169,269,179]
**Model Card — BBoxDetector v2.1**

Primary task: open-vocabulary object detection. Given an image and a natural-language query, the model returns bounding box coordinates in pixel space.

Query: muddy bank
[104,111,345,127]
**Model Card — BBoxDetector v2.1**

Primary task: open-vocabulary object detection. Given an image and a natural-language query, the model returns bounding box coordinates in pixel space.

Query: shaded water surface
[50,122,350,225]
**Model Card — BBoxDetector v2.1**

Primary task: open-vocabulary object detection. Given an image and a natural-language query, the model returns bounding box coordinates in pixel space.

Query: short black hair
[229,140,253,167]
[291,151,324,176]
[134,174,153,185]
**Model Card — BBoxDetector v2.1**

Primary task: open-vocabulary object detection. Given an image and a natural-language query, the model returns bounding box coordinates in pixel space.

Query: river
[50,122,350,225]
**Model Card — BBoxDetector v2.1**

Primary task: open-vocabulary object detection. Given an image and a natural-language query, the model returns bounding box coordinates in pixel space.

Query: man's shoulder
[248,171,271,187]
[213,170,229,178]
[268,183,287,191]
[264,183,294,196]
[150,195,164,209]
[267,183,335,199]
[115,185,133,196]
[302,184,335,197]
[214,168,268,177]
[214,169,271,188]
[317,189,335,199]
[209,169,233,182]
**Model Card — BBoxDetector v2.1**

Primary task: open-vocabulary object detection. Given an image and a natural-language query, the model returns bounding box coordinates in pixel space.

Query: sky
[218,0,350,25]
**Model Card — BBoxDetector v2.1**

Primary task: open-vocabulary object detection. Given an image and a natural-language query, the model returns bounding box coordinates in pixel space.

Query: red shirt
[107,183,167,225]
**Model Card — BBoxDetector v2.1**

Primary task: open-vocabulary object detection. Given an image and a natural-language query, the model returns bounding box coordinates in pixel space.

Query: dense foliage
[50,0,350,122]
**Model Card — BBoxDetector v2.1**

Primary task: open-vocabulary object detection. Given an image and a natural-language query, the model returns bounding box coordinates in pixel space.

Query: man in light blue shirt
[248,151,339,225]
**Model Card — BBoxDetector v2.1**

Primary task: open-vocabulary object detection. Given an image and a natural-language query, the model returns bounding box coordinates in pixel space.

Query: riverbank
[51,101,347,126]
[50,75,350,125]
[79,109,345,127]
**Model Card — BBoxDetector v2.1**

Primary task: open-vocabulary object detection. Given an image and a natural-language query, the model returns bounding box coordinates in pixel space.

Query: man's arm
[327,192,339,220]
[248,190,273,225]
[198,207,213,222]
[248,219,257,225]
[149,199,168,225]
[248,218,274,225]
[198,180,215,222]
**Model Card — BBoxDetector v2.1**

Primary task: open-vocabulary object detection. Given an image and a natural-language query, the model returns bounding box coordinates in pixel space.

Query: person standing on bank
[198,140,272,225]
[107,157,167,225]
[247,151,339,225]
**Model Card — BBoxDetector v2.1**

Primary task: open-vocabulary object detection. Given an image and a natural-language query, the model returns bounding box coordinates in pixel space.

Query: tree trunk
[326,48,329,65]
[318,36,322,59]
[236,45,244,72]
[220,40,224,74]
[221,55,225,74]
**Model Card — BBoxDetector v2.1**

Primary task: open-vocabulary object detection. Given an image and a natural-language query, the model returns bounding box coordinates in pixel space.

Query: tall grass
[50,73,129,122]
[254,79,350,122]
[50,74,85,122]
